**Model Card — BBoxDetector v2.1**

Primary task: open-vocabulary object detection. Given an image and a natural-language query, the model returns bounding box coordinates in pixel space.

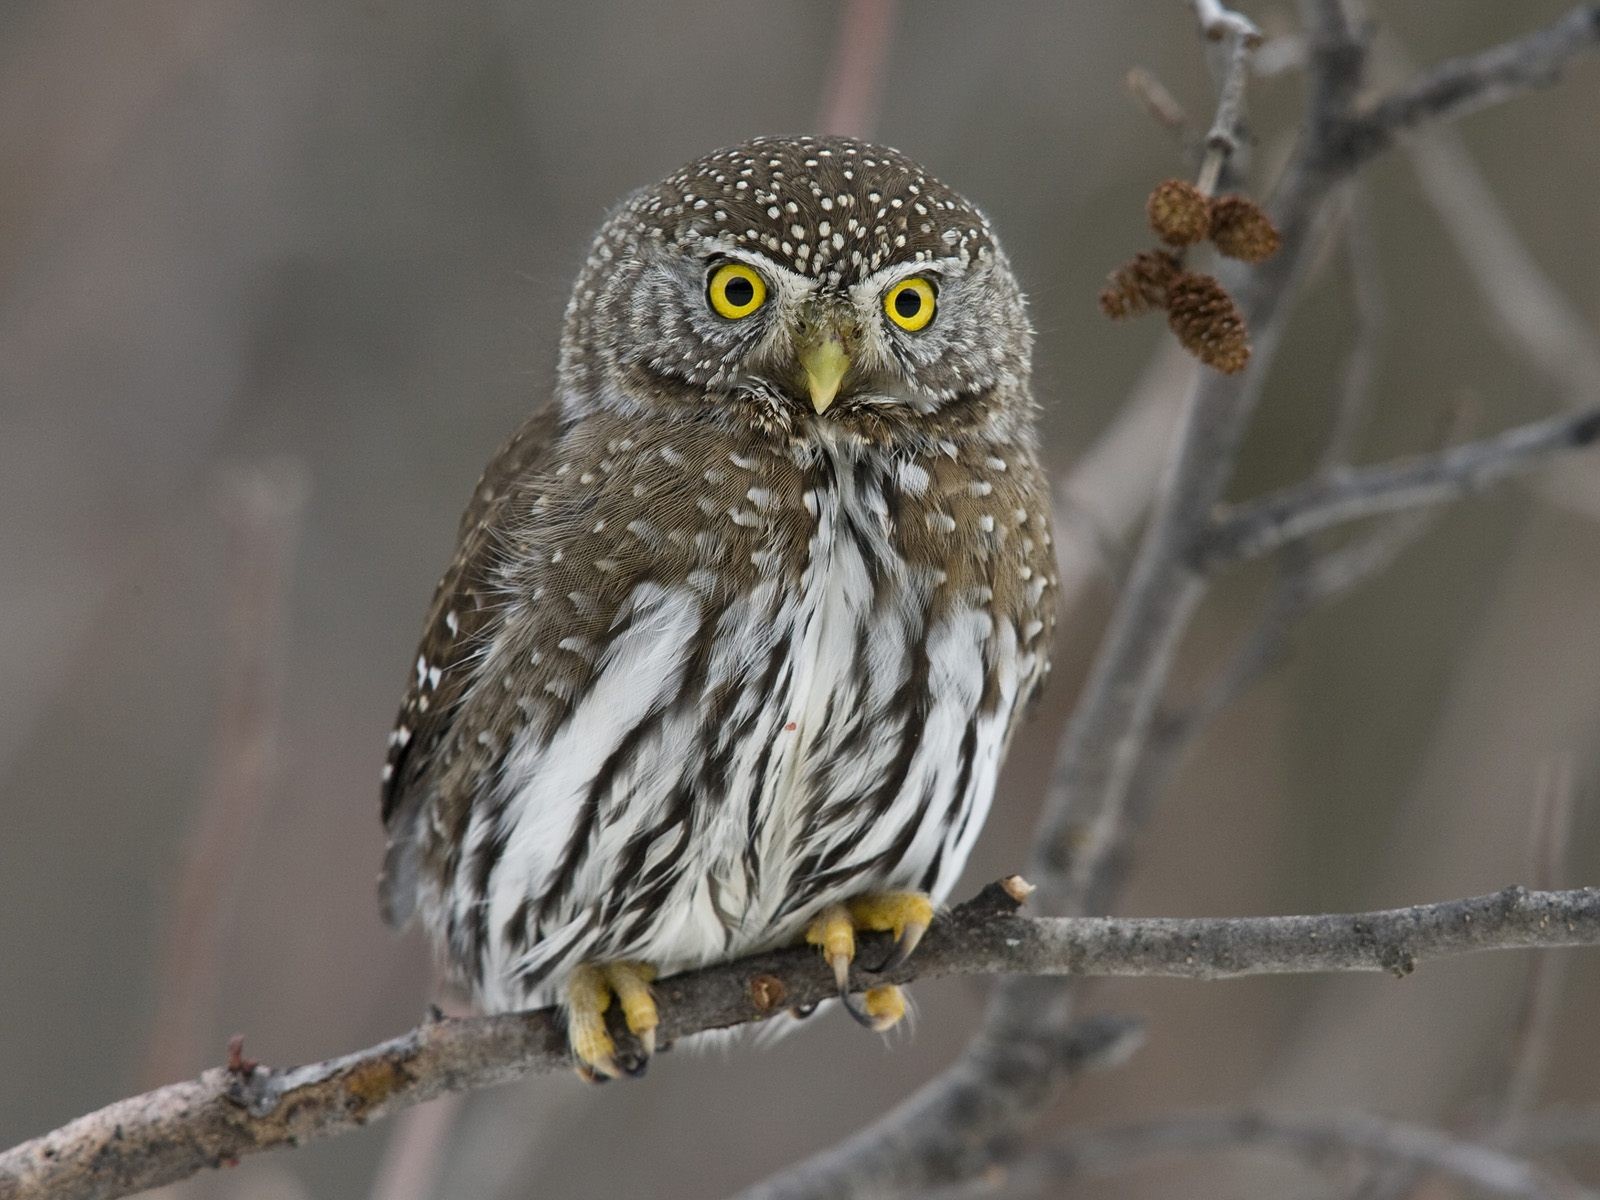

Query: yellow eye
[707,262,768,320]
[884,276,937,332]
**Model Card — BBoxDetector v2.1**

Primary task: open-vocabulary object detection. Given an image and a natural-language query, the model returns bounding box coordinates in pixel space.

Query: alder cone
[1167,271,1250,373]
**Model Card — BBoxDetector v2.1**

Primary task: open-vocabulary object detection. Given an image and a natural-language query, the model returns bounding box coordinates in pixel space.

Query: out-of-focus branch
[5,885,1597,1200]
[1339,6,1600,166]
[1191,0,1263,193]
[1318,183,1386,472]
[816,0,898,139]
[1051,342,1196,606]
[141,460,309,1087]
[1192,0,1263,46]
[1376,27,1600,526]
[948,1110,1595,1200]
[1200,405,1600,566]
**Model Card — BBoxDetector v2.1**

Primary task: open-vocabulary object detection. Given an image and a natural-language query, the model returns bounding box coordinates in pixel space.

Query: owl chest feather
[463,429,1045,1009]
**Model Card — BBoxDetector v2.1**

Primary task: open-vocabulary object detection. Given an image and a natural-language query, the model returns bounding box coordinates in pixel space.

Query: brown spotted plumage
[380,136,1056,1077]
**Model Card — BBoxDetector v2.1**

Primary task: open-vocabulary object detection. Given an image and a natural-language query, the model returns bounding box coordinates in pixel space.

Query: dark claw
[867,922,929,976]
[840,989,879,1029]
[619,1051,650,1079]
[789,1001,819,1020]
[869,939,912,975]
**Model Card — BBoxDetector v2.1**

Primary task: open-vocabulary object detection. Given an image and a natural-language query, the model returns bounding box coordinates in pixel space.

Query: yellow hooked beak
[798,332,850,414]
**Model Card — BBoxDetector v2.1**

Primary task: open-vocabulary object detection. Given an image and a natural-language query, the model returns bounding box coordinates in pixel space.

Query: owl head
[557,135,1033,443]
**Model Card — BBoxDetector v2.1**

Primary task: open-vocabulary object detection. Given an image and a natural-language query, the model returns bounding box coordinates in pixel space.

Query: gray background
[2,3,1598,1197]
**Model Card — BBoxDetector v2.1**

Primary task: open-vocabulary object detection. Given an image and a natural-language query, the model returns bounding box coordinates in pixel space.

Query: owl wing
[379,401,564,927]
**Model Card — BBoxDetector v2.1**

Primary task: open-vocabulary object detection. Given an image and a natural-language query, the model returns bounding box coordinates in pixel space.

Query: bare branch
[1124,66,1192,141]
[1317,183,1386,473]
[1201,405,1600,566]
[1051,342,1196,605]
[141,461,308,1087]
[1336,6,1600,168]
[1193,4,1262,194]
[1191,0,1263,47]
[951,1110,1596,1200]
[4,885,1597,1200]
[816,0,898,139]
[1492,760,1580,1124]
[1504,1104,1600,1155]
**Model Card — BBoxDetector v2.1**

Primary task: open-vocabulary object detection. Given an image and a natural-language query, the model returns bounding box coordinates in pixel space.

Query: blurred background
[2,2,1597,1197]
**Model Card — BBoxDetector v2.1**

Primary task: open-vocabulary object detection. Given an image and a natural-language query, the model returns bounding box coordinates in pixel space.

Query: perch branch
[3,884,1597,1200]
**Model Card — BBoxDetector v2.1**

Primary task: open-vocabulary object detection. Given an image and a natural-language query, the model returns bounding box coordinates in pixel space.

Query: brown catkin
[1099,249,1182,319]
[1209,194,1282,263]
[1166,271,1250,373]
[1146,178,1212,246]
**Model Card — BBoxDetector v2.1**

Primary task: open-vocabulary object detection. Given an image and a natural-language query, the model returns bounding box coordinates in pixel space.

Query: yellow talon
[566,960,659,1081]
[848,893,934,968]
[567,963,618,1080]
[805,903,857,991]
[804,891,933,1031]
[862,984,908,1032]
[604,962,659,1059]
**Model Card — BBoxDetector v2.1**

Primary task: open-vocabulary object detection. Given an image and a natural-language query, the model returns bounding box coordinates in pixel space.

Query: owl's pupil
[895,289,922,319]
[724,276,755,307]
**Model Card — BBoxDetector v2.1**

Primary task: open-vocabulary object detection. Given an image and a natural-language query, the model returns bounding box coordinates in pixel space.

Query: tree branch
[948,1109,1597,1200]
[734,4,1590,1194]
[5,884,1596,1200]
[1339,5,1600,167]
[1200,404,1600,566]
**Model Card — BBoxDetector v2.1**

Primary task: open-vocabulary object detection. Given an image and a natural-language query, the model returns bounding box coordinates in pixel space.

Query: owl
[380,135,1056,1078]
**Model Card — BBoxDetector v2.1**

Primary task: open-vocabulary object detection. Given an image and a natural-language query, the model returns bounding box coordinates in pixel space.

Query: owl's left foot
[566,961,658,1081]
[805,892,933,1032]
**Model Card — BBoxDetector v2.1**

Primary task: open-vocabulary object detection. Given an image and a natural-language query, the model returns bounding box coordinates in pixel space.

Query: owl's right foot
[566,961,658,1081]
[805,892,934,1032]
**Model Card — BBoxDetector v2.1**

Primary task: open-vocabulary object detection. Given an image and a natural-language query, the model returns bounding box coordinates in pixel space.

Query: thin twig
[1334,6,1600,167]
[1318,183,1386,473]
[140,461,309,1087]
[949,1110,1595,1200]
[1192,0,1263,46]
[1503,1105,1600,1155]
[1376,27,1600,525]
[816,0,898,139]
[1125,66,1192,142]
[1192,1,1262,194]
[364,1091,467,1200]
[1201,405,1600,566]
[1492,759,1579,1125]
[1051,342,1197,604]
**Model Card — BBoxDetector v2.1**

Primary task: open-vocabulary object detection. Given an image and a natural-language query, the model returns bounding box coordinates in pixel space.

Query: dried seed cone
[1166,271,1250,373]
[1146,178,1212,246]
[1099,249,1182,319]
[1209,194,1282,262]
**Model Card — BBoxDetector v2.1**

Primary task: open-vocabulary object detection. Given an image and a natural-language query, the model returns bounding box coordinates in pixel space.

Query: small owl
[380,135,1056,1078]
